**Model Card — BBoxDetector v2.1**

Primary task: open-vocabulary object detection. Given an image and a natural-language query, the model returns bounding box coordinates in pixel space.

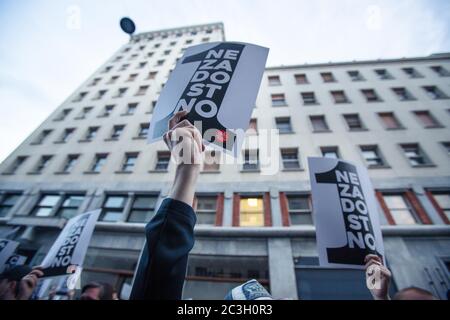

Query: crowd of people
[0,111,439,301]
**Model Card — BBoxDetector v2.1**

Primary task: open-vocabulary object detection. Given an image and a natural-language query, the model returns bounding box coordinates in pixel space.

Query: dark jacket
[129,198,196,300]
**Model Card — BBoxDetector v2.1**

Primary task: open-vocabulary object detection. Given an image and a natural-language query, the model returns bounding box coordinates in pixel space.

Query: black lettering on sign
[315,161,382,265]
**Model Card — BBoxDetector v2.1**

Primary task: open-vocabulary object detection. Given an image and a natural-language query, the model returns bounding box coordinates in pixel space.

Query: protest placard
[40,209,100,277]
[308,157,385,269]
[0,239,19,273]
[148,41,269,156]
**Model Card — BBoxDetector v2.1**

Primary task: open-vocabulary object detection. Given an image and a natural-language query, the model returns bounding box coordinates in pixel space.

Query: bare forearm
[169,164,200,206]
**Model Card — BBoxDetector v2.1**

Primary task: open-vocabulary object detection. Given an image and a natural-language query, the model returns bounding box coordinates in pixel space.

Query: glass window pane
[127,209,155,223]
[0,207,12,217]
[433,194,450,208]
[383,195,408,209]
[240,212,264,227]
[2,194,20,206]
[240,198,263,213]
[35,207,53,217]
[290,212,313,225]
[62,196,84,207]
[391,209,417,225]
[105,196,126,208]
[133,196,157,209]
[101,210,123,222]
[58,208,78,220]
[197,197,217,211]
[288,197,309,210]
[196,212,216,225]
[39,195,61,207]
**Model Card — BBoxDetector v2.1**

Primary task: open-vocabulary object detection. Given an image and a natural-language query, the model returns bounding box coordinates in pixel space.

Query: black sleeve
[129,198,196,300]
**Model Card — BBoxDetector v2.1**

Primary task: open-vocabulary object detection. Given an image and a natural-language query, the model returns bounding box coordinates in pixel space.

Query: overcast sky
[0,0,449,163]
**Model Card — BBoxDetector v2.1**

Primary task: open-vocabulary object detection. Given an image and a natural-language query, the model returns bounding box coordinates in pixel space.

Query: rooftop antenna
[120,17,136,40]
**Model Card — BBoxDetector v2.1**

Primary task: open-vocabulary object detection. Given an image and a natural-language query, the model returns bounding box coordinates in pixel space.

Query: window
[203,150,220,172]
[100,195,127,222]
[247,118,258,134]
[360,145,386,167]
[121,153,138,172]
[113,88,127,98]
[3,156,27,174]
[378,112,403,130]
[321,146,340,159]
[137,123,149,138]
[60,154,79,173]
[242,150,259,171]
[110,125,125,139]
[147,52,154,58]
[294,74,308,84]
[195,196,217,225]
[55,108,72,121]
[58,128,75,143]
[137,62,147,69]
[33,129,52,144]
[301,92,317,105]
[129,54,138,60]
[321,72,335,83]
[164,50,171,56]
[118,64,129,71]
[185,39,193,44]
[392,87,415,101]
[138,45,146,51]
[281,149,301,170]
[77,106,93,119]
[113,55,123,62]
[331,90,350,103]
[136,85,149,96]
[147,71,158,79]
[413,111,442,128]
[271,94,287,106]
[423,86,447,99]
[400,143,432,167]
[287,195,312,225]
[268,75,281,86]
[0,193,22,217]
[170,41,177,46]
[56,195,84,219]
[101,105,115,117]
[343,114,365,131]
[106,76,119,84]
[90,154,108,173]
[240,197,264,227]
[156,60,165,66]
[310,115,329,132]
[275,117,293,133]
[84,127,99,141]
[402,67,422,78]
[32,194,61,217]
[442,142,450,156]
[154,43,161,48]
[382,194,419,225]
[72,92,87,102]
[430,66,450,77]
[375,69,393,80]
[202,37,210,42]
[361,89,382,102]
[92,90,107,100]
[102,66,113,73]
[348,70,364,81]
[155,151,170,171]
[89,78,101,86]
[428,191,450,222]
[125,103,138,115]
[127,195,158,223]
[126,74,138,82]
[32,155,53,174]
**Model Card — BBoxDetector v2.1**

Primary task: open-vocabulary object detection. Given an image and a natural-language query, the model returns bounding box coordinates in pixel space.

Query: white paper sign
[148,41,269,156]
[308,157,385,269]
[0,239,19,273]
[40,209,100,277]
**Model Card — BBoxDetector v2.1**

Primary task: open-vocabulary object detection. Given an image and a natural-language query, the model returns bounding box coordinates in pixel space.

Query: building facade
[0,22,449,300]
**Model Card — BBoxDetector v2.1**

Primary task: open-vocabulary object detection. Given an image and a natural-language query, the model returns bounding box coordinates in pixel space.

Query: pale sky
[1,0,449,163]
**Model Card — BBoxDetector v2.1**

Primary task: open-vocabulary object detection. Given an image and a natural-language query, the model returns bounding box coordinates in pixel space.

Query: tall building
[0,22,449,300]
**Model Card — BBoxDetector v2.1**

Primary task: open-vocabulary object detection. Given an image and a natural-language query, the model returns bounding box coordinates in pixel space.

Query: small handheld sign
[308,157,385,269]
[0,239,20,273]
[148,41,269,156]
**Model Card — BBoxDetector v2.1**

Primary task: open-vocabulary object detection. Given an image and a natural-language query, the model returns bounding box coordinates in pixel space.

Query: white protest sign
[0,239,19,273]
[4,254,27,270]
[40,209,100,277]
[308,157,385,269]
[148,41,269,156]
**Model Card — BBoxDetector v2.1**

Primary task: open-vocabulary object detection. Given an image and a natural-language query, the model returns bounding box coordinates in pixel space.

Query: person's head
[393,286,437,300]
[80,282,103,300]
[0,265,32,300]
[99,282,114,300]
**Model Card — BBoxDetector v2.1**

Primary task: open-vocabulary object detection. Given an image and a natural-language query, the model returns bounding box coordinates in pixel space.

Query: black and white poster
[40,209,100,277]
[148,41,269,156]
[0,239,19,273]
[308,157,385,269]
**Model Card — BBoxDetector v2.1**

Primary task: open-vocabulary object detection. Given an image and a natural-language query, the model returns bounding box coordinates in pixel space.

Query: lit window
[400,143,432,167]
[281,149,301,170]
[271,94,287,106]
[310,115,329,132]
[275,117,293,133]
[413,111,442,128]
[382,194,419,225]
[195,196,217,225]
[360,145,386,167]
[240,197,264,227]
[287,195,312,225]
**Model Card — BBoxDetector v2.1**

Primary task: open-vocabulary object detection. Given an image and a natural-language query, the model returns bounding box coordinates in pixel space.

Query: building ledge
[7,216,66,229]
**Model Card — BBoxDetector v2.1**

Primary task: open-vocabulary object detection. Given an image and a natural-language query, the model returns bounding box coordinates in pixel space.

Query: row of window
[130,27,216,44]
[267,65,450,86]
[1,189,448,226]
[6,139,449,176]
[270,85,448,107]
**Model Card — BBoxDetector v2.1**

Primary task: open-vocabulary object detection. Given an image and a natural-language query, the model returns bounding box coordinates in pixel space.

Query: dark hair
[99,282,115,300]
[81,282,102,294]
[393,286,437,300]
